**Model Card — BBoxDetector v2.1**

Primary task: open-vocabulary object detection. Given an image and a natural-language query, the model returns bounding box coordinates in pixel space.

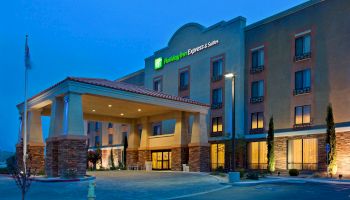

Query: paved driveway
[0,171,225,200]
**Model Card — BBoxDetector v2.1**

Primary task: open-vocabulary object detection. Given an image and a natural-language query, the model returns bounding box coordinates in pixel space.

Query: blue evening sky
[0,0,307,152]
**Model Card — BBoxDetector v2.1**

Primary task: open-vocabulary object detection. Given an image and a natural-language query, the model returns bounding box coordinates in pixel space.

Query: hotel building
[16,0,350,176]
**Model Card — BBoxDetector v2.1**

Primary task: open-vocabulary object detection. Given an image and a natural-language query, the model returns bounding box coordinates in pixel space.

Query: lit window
[288,138,318,170]
[295,105,311,125]
[211,143,225,170]
[212,117,223,133]
[248,141,267,169]
[295,34,311,60]
[153,78,162,92]
[212,59,223,80]
[251,112,264,130]
[252,48,264,69]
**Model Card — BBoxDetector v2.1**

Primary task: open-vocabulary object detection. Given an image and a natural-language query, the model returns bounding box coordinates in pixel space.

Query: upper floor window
[294,69,311,95]
[212,59,223,81]
[212,117,223,136]
[108,134,113,145]
[153,123,161,136]
[251,48,264,73]
[95,122,100,132]
[212,88,223,109]
[179,70,189,91]
[251,80,264,103]
[294,105,311,127]
[108,122,113,129]
[95,135,100,147]
[153,78,162,92]
[251,112,264,132]
[295,34,311,61]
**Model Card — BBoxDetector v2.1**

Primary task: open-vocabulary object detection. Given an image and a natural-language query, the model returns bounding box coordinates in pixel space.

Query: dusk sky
[0,0,307,152]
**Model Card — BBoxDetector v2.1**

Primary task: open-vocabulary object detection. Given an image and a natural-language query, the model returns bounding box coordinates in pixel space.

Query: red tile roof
[19,77,209,107]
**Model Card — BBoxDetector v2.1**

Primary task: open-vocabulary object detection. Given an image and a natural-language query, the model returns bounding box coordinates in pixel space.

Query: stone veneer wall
[171,147,189,171]
[57,138,87,177]
[138,150,151,168]
[46,140,59,177]
[189,146,210,172]
[126,149,138,166]
[336,132,350,175]
[16,143,45,174]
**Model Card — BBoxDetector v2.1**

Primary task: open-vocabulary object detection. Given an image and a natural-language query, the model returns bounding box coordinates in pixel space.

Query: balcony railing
[250,128,264,134]
[211,103,223,109]
[294,52,311,61]
[211,75,223,82]
[250,65,264,74]
[179,84,189,91]
[293,87,311,96]
[293,123,311,129]
[250,96,264,104]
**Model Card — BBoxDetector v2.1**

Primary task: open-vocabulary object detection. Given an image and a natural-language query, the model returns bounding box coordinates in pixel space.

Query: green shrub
[0,168,9,174]
[246,172,259,180]
[215,166,225,173]
[289,169,299,176]
[237,168,245,178]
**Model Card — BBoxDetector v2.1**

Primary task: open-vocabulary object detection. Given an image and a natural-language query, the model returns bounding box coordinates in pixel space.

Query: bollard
[87,180,96,200]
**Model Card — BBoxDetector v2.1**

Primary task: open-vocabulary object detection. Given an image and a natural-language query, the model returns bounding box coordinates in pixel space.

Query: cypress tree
[326,104,337,175]
[267,117,275,173]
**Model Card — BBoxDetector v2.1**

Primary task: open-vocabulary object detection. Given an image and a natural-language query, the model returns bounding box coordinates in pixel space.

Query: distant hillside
[0,151,14,162]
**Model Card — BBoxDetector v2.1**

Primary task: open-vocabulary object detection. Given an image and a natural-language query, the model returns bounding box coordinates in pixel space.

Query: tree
[87,148,101,170]
[110,149,116,170]
[267,117,275,173]
[326,104,337,176]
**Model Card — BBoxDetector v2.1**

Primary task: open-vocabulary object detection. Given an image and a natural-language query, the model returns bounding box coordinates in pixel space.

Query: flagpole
[23,35,29,174]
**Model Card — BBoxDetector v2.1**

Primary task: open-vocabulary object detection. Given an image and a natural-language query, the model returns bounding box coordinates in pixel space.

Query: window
[212,117,223,135]
[295,105,311,126]
[108,134,113,145]
[153,78,162,92]
[87,122,91,133]
[212,59,223,81]
[251,80,264,103]
[251,48,264,73]
[248,141,267,169]
[251,112,264,132]
[212,88,223,109]
[179,70,189,91]
[288,138,318,170]
[95,122,100,132]
[108,122,113,129]
[153,123,161,136]
[294,69,311,95]
[95,135,100,147]
[152,151,172,170]
[295,34,311,61]
[211,144,225,170]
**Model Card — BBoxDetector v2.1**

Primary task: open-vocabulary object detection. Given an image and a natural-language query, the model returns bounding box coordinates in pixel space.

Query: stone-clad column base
[189,145,210,172]
[45,139,59,177]
[126,149,138,167]
[138,150,151,168]
[337,132,350,176]
[171,147,189,171]
[16,143,45,174]
[57,136,87,177]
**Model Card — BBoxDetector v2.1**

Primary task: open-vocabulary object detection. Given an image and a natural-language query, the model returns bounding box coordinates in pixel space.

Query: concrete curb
[231,176,350,186]
[31,175,96,183]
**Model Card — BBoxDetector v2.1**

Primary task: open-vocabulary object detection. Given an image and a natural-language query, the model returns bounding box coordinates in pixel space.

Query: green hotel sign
[154,40,219,70]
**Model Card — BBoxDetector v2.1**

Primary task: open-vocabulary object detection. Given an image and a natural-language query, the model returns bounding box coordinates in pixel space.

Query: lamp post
[224,72,236,172]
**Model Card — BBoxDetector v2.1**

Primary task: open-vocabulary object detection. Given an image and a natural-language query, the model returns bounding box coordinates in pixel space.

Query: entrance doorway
[152,150,172,170]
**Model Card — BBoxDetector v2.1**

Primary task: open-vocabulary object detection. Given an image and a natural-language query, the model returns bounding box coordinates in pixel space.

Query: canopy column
[126,120,140,167]
[172,111,190,171]
[138,117,151,168]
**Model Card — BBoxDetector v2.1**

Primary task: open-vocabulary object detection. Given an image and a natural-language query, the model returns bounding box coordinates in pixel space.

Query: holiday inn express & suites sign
[154,40,219,70]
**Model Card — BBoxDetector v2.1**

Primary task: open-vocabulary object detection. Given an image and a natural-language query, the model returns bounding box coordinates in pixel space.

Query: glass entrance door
[152,150,172,170]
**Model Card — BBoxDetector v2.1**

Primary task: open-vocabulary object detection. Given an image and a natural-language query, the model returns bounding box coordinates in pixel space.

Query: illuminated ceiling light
[224,73,235,78]
[92,109,96,112]
[137,108,142,112]
[120,113,124,116]
[108,104,112,108]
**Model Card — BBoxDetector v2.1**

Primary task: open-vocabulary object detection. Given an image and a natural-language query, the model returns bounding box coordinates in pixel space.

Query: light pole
[224,72,236,172]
